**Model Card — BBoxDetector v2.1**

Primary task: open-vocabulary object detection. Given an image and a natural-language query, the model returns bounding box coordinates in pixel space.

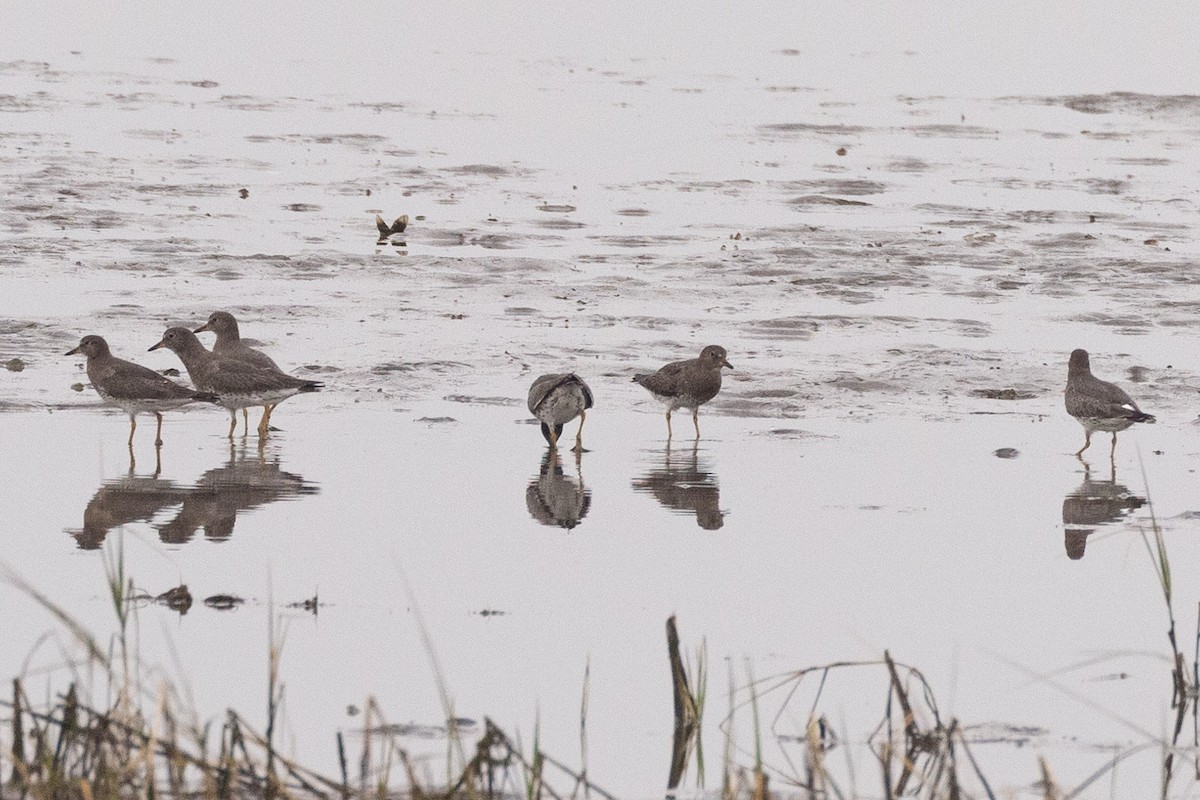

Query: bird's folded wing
[104,362,196,400]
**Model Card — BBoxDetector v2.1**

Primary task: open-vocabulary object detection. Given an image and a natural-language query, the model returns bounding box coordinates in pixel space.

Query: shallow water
[4,3,1200,797]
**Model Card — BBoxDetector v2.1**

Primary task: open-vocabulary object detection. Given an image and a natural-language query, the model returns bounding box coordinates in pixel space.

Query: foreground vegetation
[2,509,1199,800]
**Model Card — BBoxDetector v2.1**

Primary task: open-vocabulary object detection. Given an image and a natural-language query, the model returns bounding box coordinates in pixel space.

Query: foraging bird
[149,327,322,438]
[633,345,733,440]
[194,311,281,434]
[65,335,218,447]
[1064,348,1155,458]
[527,372,593,451]
[375,214,408,240]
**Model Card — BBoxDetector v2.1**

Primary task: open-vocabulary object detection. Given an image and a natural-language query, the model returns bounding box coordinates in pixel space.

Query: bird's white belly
[1077,416,1135,433]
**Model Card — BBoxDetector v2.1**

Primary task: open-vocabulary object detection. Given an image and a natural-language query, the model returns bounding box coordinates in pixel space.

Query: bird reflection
[158,440,319,543]
[632,441,725,529]
[526,448,591,530]
[1062,459,1145,559]
[70,450,186,549]
[69,440,318,549]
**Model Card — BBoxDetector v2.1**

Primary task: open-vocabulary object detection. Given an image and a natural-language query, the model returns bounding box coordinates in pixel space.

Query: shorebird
[1064,348,1155,458]
[66,335,217,446]
[633,345,733,440]
[194,311,280,433]
[527,373,593,451]
[375,214,408,241]
[149,327,322,438]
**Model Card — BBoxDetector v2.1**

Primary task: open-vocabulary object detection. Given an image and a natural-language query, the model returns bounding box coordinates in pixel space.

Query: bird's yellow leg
[693,410,701,440]
[154,412,164,447]
[1074,430,1091,458]
[574,410,586,452]
[548,426,559,450]
[666,410,673,441]
[257,409,269,438]
[128,416,136,447]
[227,412,238,439]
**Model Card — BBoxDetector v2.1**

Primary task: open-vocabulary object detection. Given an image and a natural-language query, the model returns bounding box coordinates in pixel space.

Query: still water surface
[2,404,1197,795]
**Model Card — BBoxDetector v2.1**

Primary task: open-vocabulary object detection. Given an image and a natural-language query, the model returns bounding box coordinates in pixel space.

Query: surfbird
[528,373,594,451]
[194,311,281,434]
[149,327,322,438]
[66,335,218,446]
[1064,348,1155,458]
[633,345,732,439]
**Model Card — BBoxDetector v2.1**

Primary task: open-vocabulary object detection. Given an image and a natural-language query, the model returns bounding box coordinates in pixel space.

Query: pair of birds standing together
[66,312,322,446]
[527,345,734,450]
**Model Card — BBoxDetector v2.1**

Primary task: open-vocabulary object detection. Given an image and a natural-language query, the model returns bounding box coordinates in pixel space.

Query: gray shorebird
[149,327,322,438]
[66,335,217,446]
[194,311,281,434]
[1064,348,1155,458]
[527,373,593,451]
[633,345,733,440]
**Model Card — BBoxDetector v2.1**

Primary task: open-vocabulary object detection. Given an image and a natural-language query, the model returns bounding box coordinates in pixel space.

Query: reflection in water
[632,442,725,530]
[525,449,590,530]
[1061,460,1145,560]
[69,442,319,549]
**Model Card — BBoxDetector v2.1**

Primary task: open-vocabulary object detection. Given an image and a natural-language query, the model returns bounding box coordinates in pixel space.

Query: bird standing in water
[1064,348,1155,459]
[633,345,733,440]
[528,373,593,451]
[66,334,217,446]
[194,311,281,434]
[149,327,322,439]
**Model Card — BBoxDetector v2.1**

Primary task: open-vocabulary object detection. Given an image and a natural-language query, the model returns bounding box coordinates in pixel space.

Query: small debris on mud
[836,147,848,156]
[156,585,193,614]
[1126,366,1151,382]
[204,594,245,610]
[70,383,84,392]
[159,367,180,377]
[993,447,1020,459]
[287,594,321,613]
[475,609,507,617]
[238,188,249,199]
[4,358,25,372]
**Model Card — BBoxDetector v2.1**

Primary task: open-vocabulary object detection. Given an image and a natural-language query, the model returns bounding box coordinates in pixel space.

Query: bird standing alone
[1064,348,1155,458]
[633,345,733,440]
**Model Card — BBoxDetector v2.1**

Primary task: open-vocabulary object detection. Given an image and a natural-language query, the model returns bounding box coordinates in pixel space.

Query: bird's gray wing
[207,361,311,394]
[1068,377,1143,418]
[102,359,201,400]
[528,374,561,414]
[570,374,595,409]
[232,345,280,372]
[634,360,689,397]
